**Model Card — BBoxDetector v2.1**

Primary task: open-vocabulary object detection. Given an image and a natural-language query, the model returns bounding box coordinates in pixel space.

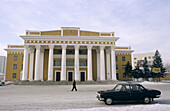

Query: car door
[129,85,144,100]
[116,85,131,101]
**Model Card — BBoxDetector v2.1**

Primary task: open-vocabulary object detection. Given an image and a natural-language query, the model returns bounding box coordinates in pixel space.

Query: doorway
[68,71,73,81]
[80,71,86,81]
[55,71,61,81]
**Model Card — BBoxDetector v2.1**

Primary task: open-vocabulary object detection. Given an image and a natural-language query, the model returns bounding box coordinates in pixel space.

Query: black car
[96,84,161,105]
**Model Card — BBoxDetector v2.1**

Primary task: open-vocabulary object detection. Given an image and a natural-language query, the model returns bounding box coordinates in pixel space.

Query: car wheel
[105,97,113,105]
[143,97,151,104]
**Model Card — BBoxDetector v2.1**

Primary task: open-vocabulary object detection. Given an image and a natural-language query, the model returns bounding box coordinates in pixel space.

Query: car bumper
[96,93,104,101]
[97,97,105,101]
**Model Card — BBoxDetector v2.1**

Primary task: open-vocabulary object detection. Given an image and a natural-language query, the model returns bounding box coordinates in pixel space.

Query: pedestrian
[71,80,77,91]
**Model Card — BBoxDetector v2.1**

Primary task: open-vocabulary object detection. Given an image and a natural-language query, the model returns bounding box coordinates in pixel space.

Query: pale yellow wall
[5,53,24,81]
[80,31,99,36]
[101,33,110,36]
[63,30,78,36]
[92,50,97,81]
[116,54,132,80]
[41,30,61,36]
[43,49,49,81]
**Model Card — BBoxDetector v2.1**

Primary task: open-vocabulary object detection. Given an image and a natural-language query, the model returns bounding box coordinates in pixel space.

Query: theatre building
[5,27,134,82]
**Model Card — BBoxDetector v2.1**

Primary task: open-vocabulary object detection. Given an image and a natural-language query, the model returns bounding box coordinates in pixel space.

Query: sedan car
[96,84,161,105]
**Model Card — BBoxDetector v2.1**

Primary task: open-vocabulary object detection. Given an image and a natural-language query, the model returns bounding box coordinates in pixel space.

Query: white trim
[20,35,119,42]
[55,70,61,81]
[80,70,86,81]
[67,70,74,81]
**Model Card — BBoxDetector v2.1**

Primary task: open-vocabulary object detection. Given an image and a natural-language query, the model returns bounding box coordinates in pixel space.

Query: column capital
[48,45,54,49]
[106,48,111,53]
[29,47,34,53]
[62,45,67,49]
[100,46,105,50]
[87,45,93,50]
[35,45,41,49]
[24,45,29,49]
[96,49,100,53]
[74,45,80,49]
[40,47,44,52]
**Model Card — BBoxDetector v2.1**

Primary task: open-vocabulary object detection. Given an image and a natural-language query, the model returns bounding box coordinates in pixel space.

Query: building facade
[5,27,133,81]
[133,52,155,69]
[0,56,6,74]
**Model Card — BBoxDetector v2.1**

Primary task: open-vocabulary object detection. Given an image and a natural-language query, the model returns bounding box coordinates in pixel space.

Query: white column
[40,48,44,81]
[22,45,29,81]
[111,46,117,80]
[34,45,41,81]
[29,48,34,81]
[96,49,100,81]
[74,45,80,81]
[106,49,111,80]
[87,45,93,81]
[48,45,54,81]
[61,45,67,81]
[100,46,105,81]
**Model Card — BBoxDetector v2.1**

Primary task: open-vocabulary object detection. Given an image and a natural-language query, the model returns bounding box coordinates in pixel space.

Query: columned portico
[74,45,80,81]
[111,46,117,80]
[22,45,29,81]
[5,27,135,82]
[100,46,105,81]
[48,45,54,81]
[87,45,93,81]
[34,45,41,81]
[61,45,67,81]
[29,48,34,81]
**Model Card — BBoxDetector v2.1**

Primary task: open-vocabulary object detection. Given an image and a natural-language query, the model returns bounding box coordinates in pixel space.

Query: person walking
[71,80,77,91]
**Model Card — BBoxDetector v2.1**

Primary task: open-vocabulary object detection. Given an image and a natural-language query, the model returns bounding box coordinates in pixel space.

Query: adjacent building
[0,56,6,74]
[5,27,134,82]
[133,52,155,69]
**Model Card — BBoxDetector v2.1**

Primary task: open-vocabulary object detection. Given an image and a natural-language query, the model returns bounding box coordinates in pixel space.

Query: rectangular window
[134,58,136,60]
[116,65,118,70]
[123,73,126,78]
[67,49,74,55]
[80,60,87,66]
[148,56,151,59]
[123,65,126,70]
[66,60,74,66]
[116,56,118,61]
[54,60,61,66]
[122,56,126,61]
[13,64,17,70]
[13,73,16,78]
[58,50,62,54]
[14,56,17,61]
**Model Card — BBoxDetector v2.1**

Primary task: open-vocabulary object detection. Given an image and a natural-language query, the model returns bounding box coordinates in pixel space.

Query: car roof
[117,83,142,86]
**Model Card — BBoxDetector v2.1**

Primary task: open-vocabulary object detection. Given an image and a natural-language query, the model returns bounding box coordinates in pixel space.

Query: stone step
[12,80,126,85]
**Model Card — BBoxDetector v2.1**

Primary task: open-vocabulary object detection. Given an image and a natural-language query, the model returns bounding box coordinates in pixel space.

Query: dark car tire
[143,97,151,104]
[105,97,113,105]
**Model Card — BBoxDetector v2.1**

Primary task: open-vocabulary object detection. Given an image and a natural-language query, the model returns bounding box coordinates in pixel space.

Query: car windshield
[113,85,123,91]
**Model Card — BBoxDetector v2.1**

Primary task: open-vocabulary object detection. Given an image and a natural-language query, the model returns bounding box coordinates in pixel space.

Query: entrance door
[56,72,60,81]
[68,72,73,81]
[80,72,85,81]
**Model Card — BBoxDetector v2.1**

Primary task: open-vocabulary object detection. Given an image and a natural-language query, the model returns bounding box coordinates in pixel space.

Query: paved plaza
[0,82,170,111]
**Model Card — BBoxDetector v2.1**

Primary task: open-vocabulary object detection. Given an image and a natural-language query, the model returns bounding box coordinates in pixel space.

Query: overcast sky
[0,0,170,64]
